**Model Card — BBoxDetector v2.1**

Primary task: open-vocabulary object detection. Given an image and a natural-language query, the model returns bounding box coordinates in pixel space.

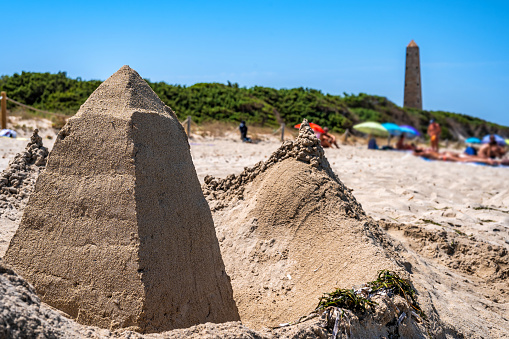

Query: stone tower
[4,65,239,333]
[404,40,422,110]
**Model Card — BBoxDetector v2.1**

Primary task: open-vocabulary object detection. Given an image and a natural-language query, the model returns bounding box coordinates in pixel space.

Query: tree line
[1,71,507,139]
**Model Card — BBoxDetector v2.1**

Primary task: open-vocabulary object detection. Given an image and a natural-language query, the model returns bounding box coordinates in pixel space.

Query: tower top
[407,40,418,48]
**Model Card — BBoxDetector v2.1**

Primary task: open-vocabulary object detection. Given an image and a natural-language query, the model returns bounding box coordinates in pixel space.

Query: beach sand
[189,137,509,250]
[1,125,508,337]
[193,135,509,337]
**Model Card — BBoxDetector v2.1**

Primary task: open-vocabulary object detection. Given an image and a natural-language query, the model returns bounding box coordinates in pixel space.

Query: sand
[202,121,410,331]
[0,120,508,337]
[196,136,509,338]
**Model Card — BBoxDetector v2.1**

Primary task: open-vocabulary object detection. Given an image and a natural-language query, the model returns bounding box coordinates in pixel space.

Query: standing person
[427,119,441,152]
[239,121,251,142]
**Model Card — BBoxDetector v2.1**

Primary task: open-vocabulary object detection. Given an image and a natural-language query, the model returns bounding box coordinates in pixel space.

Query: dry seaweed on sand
[368,270,426,319]
[316,270,426,320]
[316,287,376,313]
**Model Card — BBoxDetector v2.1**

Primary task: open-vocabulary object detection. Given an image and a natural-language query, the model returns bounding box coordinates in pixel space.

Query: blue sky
[2,1,509,125]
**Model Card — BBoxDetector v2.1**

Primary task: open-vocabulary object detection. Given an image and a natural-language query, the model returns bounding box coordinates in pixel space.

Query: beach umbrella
[465,137,481,144]
[352,122,388,137]
[294,122,325,134]
[482,134,506,146]
[381,123,403,136]
[399,125,420,138]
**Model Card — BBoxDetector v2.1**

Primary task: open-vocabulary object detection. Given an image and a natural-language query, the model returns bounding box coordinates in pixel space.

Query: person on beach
[413,149,506,165]
[320,127,339,148]
[368,135,378,150]
[396,135,415,150]
[427,119,441,152]
[478,135,506,159]
[239,121,252,143]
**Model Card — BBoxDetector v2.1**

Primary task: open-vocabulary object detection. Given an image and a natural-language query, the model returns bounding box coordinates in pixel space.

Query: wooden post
[281,123,285,142]
[1,92,6,129]
[186,116,191,138]
[342,129,350,143]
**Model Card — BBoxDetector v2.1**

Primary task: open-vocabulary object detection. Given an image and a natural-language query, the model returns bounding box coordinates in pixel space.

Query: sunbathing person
[320,127,339,148]
[396,135,416,150]
[479,135,507,159]
[413,149,498,165]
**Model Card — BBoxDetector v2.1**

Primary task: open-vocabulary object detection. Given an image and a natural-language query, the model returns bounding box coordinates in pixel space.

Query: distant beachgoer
[396,135,415,150]
[427,119,441,152]
[413,149,498,165]
[239,121,251,143]
[320,127,339,148]
[495,158,509,166]
[478,135,506,159]
[368,136,378,150]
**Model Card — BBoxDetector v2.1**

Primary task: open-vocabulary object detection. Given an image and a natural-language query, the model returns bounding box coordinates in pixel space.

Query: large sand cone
[203,120,403,329]
[4,65,239,333]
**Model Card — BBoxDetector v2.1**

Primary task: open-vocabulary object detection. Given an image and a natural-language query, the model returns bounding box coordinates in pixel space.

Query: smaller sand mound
[203,120,411,329]
[0,130,48,256]
[202,118,347,211]
[0,129,48,218]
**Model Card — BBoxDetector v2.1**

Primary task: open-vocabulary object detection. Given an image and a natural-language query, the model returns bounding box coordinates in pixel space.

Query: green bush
[0,71,507,138]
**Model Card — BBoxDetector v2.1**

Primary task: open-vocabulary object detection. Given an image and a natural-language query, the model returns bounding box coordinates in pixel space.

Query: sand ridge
[0,129,48,256]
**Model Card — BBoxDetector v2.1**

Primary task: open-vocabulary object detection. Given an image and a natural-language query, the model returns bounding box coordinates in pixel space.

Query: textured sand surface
[1,128,509,338]
[0,256,434,338]
[202,122,409,331]
[194,137,509,338]
[0,120,508,337]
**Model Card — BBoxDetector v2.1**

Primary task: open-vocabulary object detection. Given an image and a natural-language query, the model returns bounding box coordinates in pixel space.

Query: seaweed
[473,206,509,214]
[316,270,426,319]
[316,287,376,313]
[421,219,441,226]
[454,229,466,236]
[368,270,426,319]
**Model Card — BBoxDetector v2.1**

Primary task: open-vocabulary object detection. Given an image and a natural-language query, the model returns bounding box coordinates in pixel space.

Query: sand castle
[203,120,403,328]
[4,66,239,333]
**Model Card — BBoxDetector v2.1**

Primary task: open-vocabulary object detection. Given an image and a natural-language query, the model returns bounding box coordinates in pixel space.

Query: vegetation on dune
[1,71,507,139]
[0,72,102,115]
